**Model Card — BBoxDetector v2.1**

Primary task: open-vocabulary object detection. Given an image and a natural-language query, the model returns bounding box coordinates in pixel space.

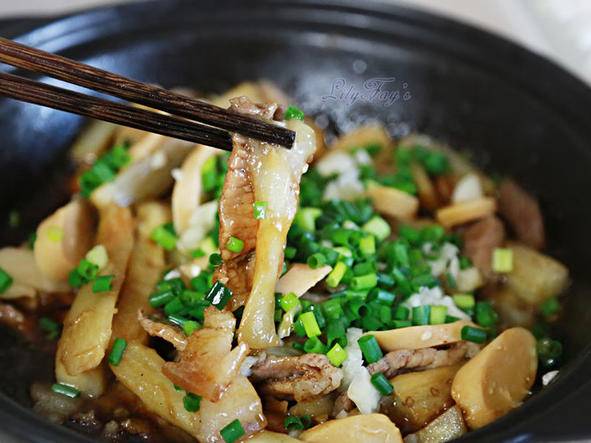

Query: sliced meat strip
[163,307,249,402]
[250,353,343,402]
[498,179,545,250]
[214,98,279,311]
[215,97,316,349]
[367,341,480,379]
[137,312,187,351]
[462,216,505,276]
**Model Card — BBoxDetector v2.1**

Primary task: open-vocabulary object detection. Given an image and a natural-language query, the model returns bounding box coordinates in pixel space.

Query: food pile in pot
[0,82,568,442]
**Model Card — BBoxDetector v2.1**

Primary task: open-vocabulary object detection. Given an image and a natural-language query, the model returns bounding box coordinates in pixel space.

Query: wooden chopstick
[0,72,234,150]
[0,37,295,149]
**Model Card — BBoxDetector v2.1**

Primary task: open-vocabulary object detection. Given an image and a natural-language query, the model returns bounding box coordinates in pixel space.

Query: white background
[1,0,590,85]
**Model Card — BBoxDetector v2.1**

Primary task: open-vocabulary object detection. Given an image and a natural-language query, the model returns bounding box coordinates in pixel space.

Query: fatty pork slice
[216,97,316,349]
[163,307,249,402]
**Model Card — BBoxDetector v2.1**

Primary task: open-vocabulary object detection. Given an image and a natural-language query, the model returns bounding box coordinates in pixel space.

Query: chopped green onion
[429,305,447,325]
[149,289,175,308]
[540,297,560,318]
[350,273,378,291]
[322,299,344,320]
[205,281,233,310]
[453,294,475,310]
[85,245,108,269]
[326,343,348,367]
[358,335,383,364]
[369,289,396,306]
[333,246,353,258]
[445,315,460,323]
[280,292,301,312]
[392,320,412,328]
[164,297,185,316]
[537,337,563,360]
[461,325,488,344]
[475,302,498,327]
[412,305,431,326]
[201,156,218,193]
[492,248,513,273]
[221,419,245,443]
[303,336,326,353]
[300,311,321,337]
[284,105,305,121]
[326,261,348,288]
[209,253,223,266]
[191,248,206,258]
[445,272,457,289]
[362,216,391,241]
[151,224,178,251]
[359,235,376,256]
[371,372,394,395]
[183,392,202,412]
[393,241,409,267]
[0,267,13,294]
[27,232,37,250]
[8,210,20,228]
[253,201,268,220]
[295,207,322,232]
[459,256,472,270]
[51,383,80,398]
[307,252,327,269]
[284,415,312,432]
[77,259,99,281]
[284,246,297,260]
[68,269,84,288]
[39,317,60,339]
[393,305,410,320]
[108,337,127,366]
[182,320,200,336]
[226,236,244,253]
[92,275,114,293]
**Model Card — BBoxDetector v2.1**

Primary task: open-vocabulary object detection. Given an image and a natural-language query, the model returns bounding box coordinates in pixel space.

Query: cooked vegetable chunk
[367,182,419,220]
[110,341,200,436]
[112,201,169,343]
[34,199,95,282]
[55,205,133,391]
[370,321,474,351]
[505,243,569,305]
[451,327,537,429]
[435,198,496,228]
[300,413,403,443]
[380,365,461,433]
[404,405,467,443]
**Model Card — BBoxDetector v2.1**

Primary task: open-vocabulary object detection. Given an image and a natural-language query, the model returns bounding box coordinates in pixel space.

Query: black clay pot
[1,1,591,441]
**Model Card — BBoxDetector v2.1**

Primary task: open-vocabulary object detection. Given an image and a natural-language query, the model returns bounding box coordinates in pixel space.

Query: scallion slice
[326,343,348,367]
[183,392,202,412]
[92,275,114,293]
[371,372,394,395]
[226,236,244,253]
[220,419,246,443]
[461,325,488,344]
[108,337,127,366]
[357,334,383,364]
[0,267,13,294]
[205,281,232,310]
[51,383,80,398]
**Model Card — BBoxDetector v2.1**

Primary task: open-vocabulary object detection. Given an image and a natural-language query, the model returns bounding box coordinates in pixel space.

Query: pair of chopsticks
[0,38,295,151]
